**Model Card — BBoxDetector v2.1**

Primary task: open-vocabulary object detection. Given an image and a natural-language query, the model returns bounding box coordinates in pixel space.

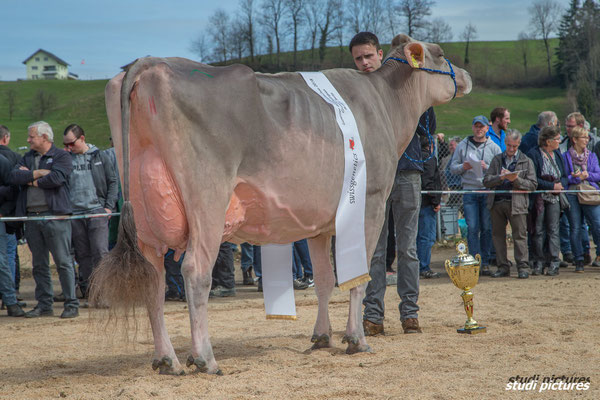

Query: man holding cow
[350,32,426,336]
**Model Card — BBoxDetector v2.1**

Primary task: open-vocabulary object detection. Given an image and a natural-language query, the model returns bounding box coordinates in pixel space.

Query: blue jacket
[397,107,435,173]
[487,126,506,152]
[520,124,540,155]
[9,144,73,216]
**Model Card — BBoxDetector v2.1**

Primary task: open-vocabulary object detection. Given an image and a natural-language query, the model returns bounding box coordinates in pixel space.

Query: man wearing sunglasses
[63,124,118,302]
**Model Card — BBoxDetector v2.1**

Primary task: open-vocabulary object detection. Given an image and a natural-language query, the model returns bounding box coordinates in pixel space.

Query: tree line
[191,0,456,70]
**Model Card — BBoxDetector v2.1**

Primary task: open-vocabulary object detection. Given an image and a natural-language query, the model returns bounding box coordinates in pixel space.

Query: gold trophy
[445,241,486,334]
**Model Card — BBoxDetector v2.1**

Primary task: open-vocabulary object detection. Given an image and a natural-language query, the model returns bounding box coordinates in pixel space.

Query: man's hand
[463,162,472,171]
[19,166,29,171]
[33,169,51,180]
[436,133,445,142]
[480,161,488,170]
[505,172,518,182]
[433,204,441,212]
[104,208,112,219]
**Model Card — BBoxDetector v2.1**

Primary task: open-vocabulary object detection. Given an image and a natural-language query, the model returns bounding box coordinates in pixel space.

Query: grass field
[0,78,571,151]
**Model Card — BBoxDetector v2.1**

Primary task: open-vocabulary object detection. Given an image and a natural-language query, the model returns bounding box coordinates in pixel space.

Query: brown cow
[92,35,472,375]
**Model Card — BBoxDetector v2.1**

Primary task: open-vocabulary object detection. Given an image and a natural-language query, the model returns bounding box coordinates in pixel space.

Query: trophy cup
[445,241,486,334]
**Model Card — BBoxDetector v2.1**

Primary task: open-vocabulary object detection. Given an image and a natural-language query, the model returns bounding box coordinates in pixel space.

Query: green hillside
[0,79,110,151]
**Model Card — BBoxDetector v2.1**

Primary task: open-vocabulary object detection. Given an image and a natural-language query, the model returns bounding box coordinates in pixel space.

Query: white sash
[261,244,297,320]
[299,72,370,290]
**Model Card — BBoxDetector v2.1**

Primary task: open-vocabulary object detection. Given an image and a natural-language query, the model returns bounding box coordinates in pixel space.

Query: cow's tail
[89,59,159,326]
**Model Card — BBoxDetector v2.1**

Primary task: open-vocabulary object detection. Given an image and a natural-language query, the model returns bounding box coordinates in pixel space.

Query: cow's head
[385,34,472,105]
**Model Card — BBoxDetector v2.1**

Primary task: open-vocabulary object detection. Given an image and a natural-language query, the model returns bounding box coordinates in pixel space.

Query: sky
[1,0,573,81]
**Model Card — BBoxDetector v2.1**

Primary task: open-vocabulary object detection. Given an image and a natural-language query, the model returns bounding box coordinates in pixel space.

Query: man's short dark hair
[490,107,508,123]
[64,123,85,138]
[0,125,10,141]
[349,32,381,53]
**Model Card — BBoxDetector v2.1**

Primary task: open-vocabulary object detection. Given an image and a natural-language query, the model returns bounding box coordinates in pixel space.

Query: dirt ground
[1,244,599,400]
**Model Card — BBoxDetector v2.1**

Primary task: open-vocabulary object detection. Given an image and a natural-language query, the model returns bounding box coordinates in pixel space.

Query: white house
[22,49,78,80]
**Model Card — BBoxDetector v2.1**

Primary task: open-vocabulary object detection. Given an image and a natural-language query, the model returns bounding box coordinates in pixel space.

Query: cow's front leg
[182,245,221,375]
[307,235,336,349]
[343,282,371,354]
[141,246,185,375]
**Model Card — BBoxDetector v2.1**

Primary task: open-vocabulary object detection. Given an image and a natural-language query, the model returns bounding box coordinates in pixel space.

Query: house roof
[22,49,70,66]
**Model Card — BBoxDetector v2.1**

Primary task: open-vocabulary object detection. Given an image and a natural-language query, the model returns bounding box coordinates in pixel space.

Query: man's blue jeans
[566,194,600,261]
[0,222,18,306]
[462,193,492,265]
[292,239,313,279]
[417,206,437,272]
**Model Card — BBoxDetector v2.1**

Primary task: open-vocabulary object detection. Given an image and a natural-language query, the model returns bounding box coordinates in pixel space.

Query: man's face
[472,122,488,140]
[351,44,383,73]
[505,138,520,157]
[565,118,578,138]
[449,140,458,153]
[27,128,45,152]
[498,111,511,130]
[63,131,87,154]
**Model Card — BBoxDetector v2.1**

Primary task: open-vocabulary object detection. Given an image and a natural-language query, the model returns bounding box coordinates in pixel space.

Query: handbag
[576,181,600,205]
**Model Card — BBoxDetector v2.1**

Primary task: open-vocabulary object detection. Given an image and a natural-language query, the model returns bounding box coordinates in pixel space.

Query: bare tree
[461,22,477,65]
[385,0,399,40]
[365,0,387,37]
[6,89,16,121]
[285,0,305,69]
[529,0,562,77]
[209,9,231,63]
[190,31,210,62]
[261,0,286,68]
[425,17,452,43]
[517,31,531,79]
[304,0,321,67]
[333,0,346,66]
[396,0,435,39]
[347,0,367,33]
[318,0,339,63]
[30,90,56,119]
[230,19,247,61]
[239,0,257,63]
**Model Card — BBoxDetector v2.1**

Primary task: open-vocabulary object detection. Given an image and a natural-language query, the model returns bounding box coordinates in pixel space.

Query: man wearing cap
[450,116,502,274]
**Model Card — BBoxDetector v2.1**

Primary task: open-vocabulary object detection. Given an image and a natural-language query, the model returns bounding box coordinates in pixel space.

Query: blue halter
[383,56,458,99]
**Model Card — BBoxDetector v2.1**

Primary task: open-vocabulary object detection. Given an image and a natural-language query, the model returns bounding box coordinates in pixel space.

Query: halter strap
[383,56,458,99]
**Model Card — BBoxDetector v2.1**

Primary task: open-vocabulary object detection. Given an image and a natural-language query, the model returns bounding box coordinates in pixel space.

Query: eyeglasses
[63,137,80,147]
[574,136,589,140]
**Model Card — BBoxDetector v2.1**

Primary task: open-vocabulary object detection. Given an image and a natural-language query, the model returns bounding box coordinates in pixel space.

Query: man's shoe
[209,286,236,298]
[242,267,255,285]
[575,262,585,273]
[517,270,529,279]
[546,266,560,276]
[592,256,600,267]
[293,278,308,290]
[53,293,66,302]
[60,308,79,319]
[363,319,384,336]
[257,278,263,292]
[303,275,315,287]
[531,264,543,276]
[24,307,54,318]
[563,252,574,264]
[401,318,422,334]
[480,265,491,276]
[6,303,25,317]
[491,269,510,278]
[583,253,592,265]
[559,260,569,268]
[420,269,440,279]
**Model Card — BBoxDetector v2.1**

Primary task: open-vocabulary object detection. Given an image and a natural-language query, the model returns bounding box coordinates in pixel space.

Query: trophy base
[457,326,486,334]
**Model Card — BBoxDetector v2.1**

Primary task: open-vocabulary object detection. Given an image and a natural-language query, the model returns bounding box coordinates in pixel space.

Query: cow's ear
[403,42,425,68]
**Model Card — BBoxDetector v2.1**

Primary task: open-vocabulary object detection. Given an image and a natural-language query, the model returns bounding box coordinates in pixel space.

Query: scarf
[569,146,589,170]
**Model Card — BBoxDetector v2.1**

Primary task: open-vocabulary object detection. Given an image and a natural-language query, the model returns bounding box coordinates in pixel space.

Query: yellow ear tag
[411,55,419,68]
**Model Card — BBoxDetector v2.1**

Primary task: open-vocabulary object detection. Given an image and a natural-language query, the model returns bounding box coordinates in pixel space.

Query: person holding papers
[483,130,537,279]
[450,115,501,275]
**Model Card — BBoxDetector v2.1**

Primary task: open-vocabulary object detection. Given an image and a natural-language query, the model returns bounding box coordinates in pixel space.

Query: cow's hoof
[310,334,332,349]
[151,356,185,375]
[342,335,372,355]
[186,355,222,375]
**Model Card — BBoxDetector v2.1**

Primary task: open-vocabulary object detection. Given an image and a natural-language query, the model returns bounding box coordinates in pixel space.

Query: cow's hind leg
[343,282,371,354]
[140,244,185,375]
[182,235,222,375]
[307,235,336,349]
